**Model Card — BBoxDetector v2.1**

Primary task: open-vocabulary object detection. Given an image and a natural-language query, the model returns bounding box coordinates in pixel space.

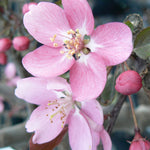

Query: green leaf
[134,27,150,60]
[134,27,150,47]
[124,21,134,32]
[134,44,150,59]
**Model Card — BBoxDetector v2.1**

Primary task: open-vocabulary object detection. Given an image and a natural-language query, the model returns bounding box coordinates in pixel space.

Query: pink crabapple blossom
[115,70,142,95]
[0,96,4,113]
[129,131,150,150]
[15,77,112,150]
[13,36,30,51]
[4,62,21,87]
[0,52,7,65]
[0,38,12,52]
[22,2,37,15]
[22,0,133,101]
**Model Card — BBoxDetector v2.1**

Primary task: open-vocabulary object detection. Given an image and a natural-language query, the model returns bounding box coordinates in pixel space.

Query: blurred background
[0,0,150,150]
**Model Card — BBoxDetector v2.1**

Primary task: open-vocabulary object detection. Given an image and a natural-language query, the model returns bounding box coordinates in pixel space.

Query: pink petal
[62,0,94,35]
[0,101,4,113]
[70,53,107,101]
[81,99,104,127]
[15,77,57,105]
[87,22,133,66]
[7,76,21,87]
[47,77,72,94]
[91,129,100,150]
[68,108,92,150]
[4,63,16,79]
[24,2,71,47]
[100,128,112,150]
[26,105,66,144]
[22,45,75,78]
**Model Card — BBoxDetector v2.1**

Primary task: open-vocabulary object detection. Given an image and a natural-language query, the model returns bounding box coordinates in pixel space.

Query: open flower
[15,77,111,150]
[4,63,21,87]
[23,0,133,101]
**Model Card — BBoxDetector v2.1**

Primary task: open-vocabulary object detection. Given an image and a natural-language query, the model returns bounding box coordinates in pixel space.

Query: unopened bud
[13,36,30,51]
[0,52,7,65]
[0,38,12,52]
[115,70,142,95]
[129,131,150,150]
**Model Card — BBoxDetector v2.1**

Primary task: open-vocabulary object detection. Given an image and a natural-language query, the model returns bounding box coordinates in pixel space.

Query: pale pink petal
[0,101,4,113]
[15,77,57,105]
[81,99,104,127]
[47,77,72,94]
[70,53,106,101]
[62,0,94,35]
[68,108,92,150]
[87,22,133,66]
[4,63,16,79]
[100,128,112,150]
[26,105,66,144]
[22,45,75,78]
[24,2,71,46]
[91,129,100,150]
[7,76,21,87]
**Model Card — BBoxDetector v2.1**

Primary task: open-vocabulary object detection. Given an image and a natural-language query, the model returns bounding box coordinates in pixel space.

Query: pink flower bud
[0,38,12,52]
[0,52,7,65]
[13,36,30,51]
[129,132,150,150]
[115,70,142,95]
[22,2,37,14]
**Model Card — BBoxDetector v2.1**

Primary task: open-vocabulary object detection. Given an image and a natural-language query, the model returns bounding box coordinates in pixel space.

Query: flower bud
[0,52,7,65]
[13,36,30,51]
[22,2,37,14]
[129,132,150,150]
[115,70,142,95]
[0,38,12,52]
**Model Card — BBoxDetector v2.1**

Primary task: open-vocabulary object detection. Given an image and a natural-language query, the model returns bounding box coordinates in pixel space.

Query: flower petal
[15,77,57,105]
[24,2,71,46]
[100,128,112,150]
[4,63,16,79]
[22,45,75,78]
[81,99,104,127]
[47,77,72,94]
[62,0,94,35]
[87,22,133,66]
[26,105,66,144]
[70,53,106,101]
[68,108,92,150]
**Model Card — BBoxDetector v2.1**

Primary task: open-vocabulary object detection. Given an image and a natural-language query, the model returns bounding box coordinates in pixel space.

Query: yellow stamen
[53,43,58,47]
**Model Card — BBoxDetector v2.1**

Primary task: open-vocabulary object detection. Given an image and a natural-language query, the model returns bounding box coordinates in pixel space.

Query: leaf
[29,126,68,150]
[133,27,150,60]
[124,20,134,32]
[134,44,150,60]
[134,27,150,47]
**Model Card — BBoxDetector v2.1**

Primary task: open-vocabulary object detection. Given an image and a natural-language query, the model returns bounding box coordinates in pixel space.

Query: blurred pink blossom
[0,52,7,65]
[12,36,30,51]
[22,2,37,15]
[0,96,4,113]
[15,77,111,150]
[115,70,142,95]
[22,0,133,101]
[0,38,12,52]
[4,63,20,87]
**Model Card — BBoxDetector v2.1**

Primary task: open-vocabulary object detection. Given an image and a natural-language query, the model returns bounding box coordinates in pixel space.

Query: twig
[106,95,127,134]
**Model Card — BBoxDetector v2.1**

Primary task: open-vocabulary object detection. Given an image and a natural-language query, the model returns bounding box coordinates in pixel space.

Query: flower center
[50,29,91,59]
[45,97,73,128]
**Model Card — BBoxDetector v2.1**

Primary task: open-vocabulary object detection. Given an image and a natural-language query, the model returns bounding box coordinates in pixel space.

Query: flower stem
[124,61,130,70]
[128,95,139,131]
